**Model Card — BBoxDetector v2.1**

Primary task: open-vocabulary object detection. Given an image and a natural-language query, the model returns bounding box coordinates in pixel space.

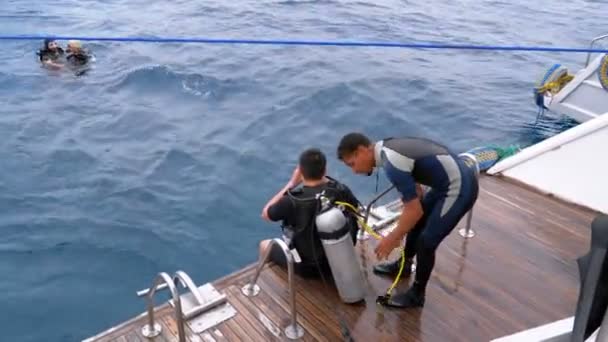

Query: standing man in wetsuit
[336,133,479,308]
[260,148,361,279]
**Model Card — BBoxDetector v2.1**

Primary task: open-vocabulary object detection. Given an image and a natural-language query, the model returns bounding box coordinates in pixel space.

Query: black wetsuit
[66,52,89,66]
[38,48,64,64]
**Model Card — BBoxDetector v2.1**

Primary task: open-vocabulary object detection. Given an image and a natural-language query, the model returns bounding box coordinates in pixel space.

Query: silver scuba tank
[315,197,366,303]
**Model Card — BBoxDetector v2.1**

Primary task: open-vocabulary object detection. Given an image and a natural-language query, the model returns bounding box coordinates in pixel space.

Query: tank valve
[376,294,390,306]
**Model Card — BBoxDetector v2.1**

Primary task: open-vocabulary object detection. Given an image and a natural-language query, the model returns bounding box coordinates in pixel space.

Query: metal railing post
[363,185,396,225]
[241,238,304,340]
[585,34,608,67]
[458,153,479,239]
[357,185,396,241]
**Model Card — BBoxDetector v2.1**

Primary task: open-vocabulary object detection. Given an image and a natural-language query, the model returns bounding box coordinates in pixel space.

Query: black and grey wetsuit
[375,137,479,288]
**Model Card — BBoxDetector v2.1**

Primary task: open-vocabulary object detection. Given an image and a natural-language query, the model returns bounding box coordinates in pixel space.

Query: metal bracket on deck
[170,271,229,319]
[137,270,237,340]
[171,281,237,334]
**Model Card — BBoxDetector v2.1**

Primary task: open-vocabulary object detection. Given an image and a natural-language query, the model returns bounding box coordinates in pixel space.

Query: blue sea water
[0,0,605,340]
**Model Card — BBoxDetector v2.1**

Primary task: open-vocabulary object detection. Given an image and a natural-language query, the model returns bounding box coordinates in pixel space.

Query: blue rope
[3,34,608,53]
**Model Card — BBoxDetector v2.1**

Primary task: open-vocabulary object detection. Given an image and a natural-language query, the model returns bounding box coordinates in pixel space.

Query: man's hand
[288,166,302,188]
[261,204,271,221]
[375,196,423,260]
[261,166,301,222]
[374,231,403,260]
[43,60,63,70]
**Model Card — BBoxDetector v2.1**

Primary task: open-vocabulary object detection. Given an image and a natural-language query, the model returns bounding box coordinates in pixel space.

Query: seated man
[260,148,361,279]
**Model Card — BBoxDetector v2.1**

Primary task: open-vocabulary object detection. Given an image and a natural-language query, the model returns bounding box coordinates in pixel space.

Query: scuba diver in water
[38,39,65,69]
[260,148,362,279]
[65,40,92,76]
[66,40,90,66]
[37,39,92,76]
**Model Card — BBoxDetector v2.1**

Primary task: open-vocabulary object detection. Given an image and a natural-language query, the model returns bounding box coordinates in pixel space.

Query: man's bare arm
[261,166,302,220]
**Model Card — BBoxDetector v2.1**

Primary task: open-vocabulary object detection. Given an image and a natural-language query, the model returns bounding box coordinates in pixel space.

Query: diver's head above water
[43,39,60,52]
[67,40,82,53]
[337,132,376,176]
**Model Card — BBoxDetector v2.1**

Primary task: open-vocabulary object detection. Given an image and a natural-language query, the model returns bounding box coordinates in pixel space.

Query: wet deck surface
[83,175,599,342]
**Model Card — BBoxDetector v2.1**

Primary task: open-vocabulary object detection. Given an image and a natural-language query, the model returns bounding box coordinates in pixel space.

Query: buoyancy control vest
[283,177,358,266]
[284,177,366,303]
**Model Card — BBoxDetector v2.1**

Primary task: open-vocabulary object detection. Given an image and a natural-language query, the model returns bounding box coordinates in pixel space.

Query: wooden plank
[482,182,593,234]
[223,286,283,341]
[221,287,276,341]
[483,176,598,221]
[259,267,344,340]
[201,327,227,342]
[88,305,173,342]
[89,316,146,342]
[123,330,142,342]
[213,263,258,289]
[199,331,217,342]
[160,309,207,342]
[238,276,326,342]
[222,316,259,341]
[353,243,459,342]
[264,262,397,341]
[230,285,289,336]
[213,321,241,342]
[438,218,577,333]
[431,243,547,338]
[163,313,208,342]
[163,313,211,342]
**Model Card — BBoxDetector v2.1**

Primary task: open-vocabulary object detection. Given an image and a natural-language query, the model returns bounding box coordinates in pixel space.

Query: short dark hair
[299,148,326,180]
[337,132,371,160]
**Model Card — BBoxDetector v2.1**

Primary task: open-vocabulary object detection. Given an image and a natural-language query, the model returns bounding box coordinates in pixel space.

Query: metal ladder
[137,270,228,341]
[240,238,305,340]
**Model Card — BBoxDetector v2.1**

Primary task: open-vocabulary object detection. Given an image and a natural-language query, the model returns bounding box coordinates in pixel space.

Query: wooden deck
[83,175,599,342]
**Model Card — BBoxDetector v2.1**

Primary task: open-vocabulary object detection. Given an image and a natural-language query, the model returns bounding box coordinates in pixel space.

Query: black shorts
[268,243,333,280]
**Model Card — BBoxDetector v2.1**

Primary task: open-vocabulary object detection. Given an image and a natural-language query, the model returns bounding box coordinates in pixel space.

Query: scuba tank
[315,196,366,303]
